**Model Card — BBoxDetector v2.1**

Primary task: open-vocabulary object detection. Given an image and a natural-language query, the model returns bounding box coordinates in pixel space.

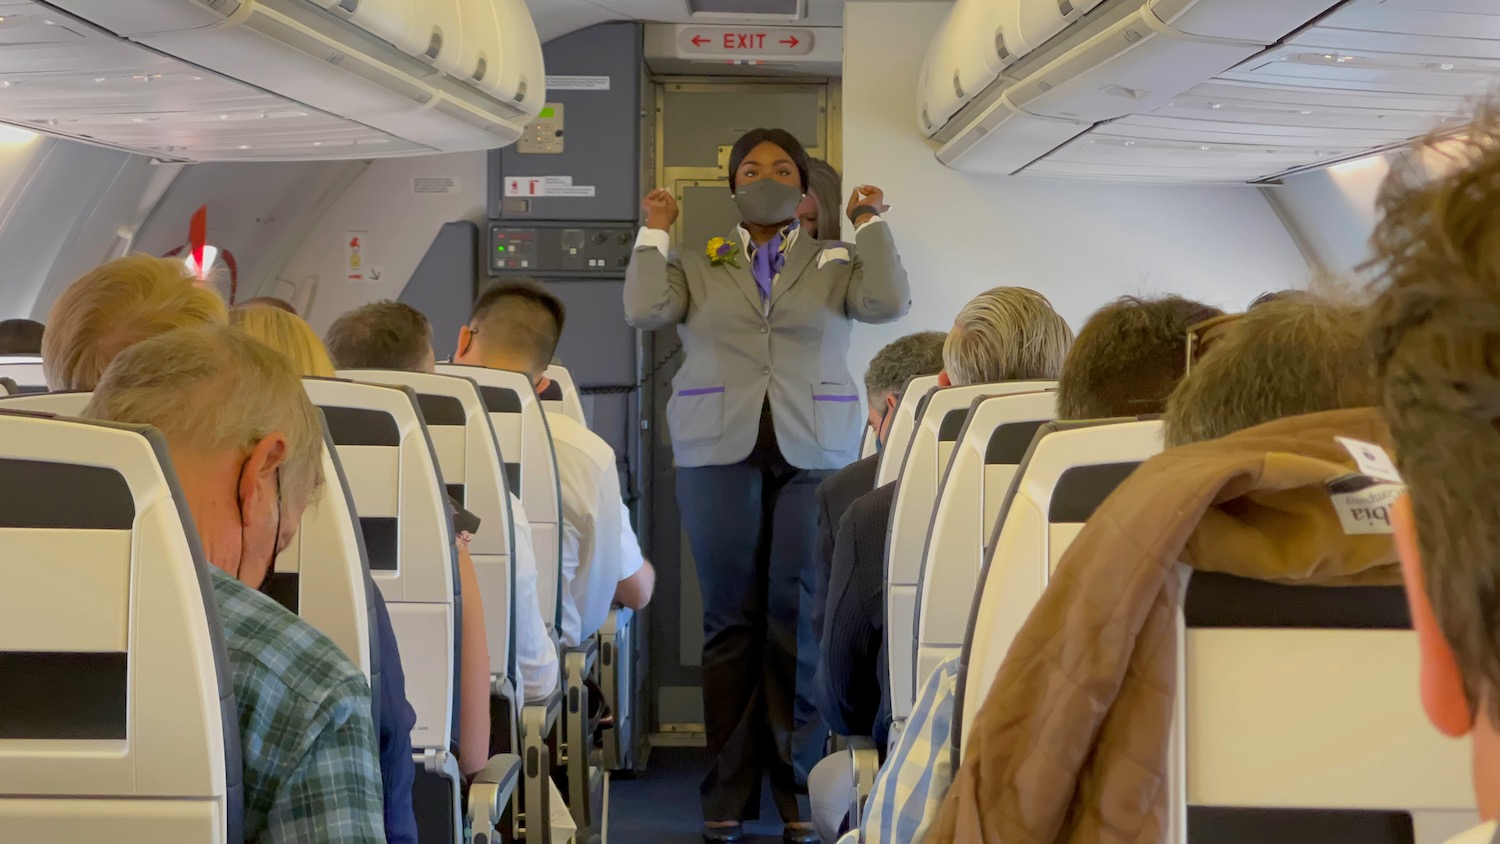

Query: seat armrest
[523,687,563,735]
[562,635,599,675]
[467,753,523,842]
[848,736,880,831]
[603,606,633,634]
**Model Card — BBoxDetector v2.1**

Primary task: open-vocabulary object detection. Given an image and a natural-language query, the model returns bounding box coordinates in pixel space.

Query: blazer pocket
[669,386,725,447]
[811,383,862,452]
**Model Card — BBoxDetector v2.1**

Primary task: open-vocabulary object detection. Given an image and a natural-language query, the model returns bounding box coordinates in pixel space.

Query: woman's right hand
[644,189,680,232]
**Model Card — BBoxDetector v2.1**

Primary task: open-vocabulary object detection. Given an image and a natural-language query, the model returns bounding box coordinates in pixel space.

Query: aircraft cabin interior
[0,0,1497,843]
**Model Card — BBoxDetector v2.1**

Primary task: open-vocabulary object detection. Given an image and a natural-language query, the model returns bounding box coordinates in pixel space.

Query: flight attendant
[624,128,910,844]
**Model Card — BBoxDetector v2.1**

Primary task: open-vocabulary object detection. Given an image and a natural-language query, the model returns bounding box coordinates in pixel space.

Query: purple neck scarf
[747,221,797,305]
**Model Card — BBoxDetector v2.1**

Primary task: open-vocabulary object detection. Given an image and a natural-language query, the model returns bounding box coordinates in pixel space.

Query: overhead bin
[28,0,544,160]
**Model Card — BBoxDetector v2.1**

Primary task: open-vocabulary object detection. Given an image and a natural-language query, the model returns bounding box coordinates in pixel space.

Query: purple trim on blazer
[812,394,860,402]
[677,386,725,397]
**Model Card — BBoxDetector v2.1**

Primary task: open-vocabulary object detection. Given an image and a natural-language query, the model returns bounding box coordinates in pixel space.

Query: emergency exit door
[644,79,841,734]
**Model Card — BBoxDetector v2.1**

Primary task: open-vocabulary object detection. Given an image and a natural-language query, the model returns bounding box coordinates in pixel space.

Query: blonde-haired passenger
[941,286,1074,387]
[230,304,337,378]
[43,254,227,391]
[85,325,383,843]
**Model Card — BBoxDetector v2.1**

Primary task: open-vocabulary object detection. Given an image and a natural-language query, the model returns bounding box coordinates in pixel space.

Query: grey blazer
[624,221,910,470]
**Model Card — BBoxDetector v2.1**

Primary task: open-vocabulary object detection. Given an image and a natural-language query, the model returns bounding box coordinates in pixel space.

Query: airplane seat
[913,390,1057,698]
[271,415,380,722]
[543,364,587,427]
[0,391,382,725]
[303,377,520,844]
[0,356,45,394]
[0,411,244,844]
[874,374,941,488]
[956,419,1162,763]
[885,381,1055,725]
[1176,571,1476,843]
[0,391,90,416]
[859,422,877,459]
[339,368,566,842]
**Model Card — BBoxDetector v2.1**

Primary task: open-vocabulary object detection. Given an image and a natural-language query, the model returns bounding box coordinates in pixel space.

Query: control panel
[488,221,637,277]
[516,103,564,155]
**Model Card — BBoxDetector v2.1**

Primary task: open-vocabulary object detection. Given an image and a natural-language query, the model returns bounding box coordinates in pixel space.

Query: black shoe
[702,822,744,843]
[783,823,819,844]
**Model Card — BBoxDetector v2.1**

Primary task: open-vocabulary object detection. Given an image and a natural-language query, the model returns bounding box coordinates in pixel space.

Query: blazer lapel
[720,230,764,314]
[770,231,818,310]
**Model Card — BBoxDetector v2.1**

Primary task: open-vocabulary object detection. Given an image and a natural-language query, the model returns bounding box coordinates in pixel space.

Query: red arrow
[780,35,799,47]
[691,34,709,47]
[189,204,207,277]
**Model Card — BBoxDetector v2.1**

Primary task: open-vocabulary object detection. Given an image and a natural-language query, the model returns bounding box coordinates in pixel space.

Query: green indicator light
[497,245,506,252]
[539,107,555,118]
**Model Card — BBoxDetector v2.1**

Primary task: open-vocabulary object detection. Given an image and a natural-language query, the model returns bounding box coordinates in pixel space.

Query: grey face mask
[734,179,804,227]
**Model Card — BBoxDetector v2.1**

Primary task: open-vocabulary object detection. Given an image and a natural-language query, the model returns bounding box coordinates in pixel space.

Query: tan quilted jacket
[926,408,1402,844]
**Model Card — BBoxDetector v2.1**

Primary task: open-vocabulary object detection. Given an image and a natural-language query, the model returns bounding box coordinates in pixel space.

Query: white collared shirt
[508,492,560,703]
[1447,822,1498,844]
[633,214,884,262]
[547,410,646,648]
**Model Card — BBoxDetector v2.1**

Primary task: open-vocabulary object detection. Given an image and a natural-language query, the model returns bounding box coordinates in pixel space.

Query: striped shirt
[211,568,385,843]
[840,654,960,844]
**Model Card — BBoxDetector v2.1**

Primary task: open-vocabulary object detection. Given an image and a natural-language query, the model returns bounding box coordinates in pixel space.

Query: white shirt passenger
[508,493,559,703]
[547,410,645,647]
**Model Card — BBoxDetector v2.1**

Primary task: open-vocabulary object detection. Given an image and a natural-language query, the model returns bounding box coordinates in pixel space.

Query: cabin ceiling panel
[523,0,845,42]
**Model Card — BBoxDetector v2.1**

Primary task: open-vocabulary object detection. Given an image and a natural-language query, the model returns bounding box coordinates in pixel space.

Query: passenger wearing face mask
[625,128,910,844]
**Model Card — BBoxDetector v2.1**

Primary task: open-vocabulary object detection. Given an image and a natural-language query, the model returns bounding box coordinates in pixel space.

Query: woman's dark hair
[728,128,810,192]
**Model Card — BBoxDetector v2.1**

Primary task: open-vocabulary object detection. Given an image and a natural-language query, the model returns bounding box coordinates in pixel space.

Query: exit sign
[678,26,815,56]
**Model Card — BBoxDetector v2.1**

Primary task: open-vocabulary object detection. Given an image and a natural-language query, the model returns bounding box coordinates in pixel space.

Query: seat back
[913,391,1056,695]
[859,422,877,459]
[436,363,564,632]
[0,392,379,690]
[269,415,378,683]
[1177,571,1475,843]
[0,411,242,844]
[0,377,11,396]
[0,392,90,416]
[302,378,460,754]
[343,369,519,689]
[0,355,45,393]
[886,381,1054,720]
[958,419,1161,759]
[543,364,587,427]
[875,374,941,487]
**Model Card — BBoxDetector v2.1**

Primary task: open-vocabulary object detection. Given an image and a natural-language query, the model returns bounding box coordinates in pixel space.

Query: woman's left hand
[847,185,890,226]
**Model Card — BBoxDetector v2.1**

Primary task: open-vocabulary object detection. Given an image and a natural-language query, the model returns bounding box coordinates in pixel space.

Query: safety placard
[545,75,611,91]
[503,175,596,198]
[345,229,369,283]
[679,26,814,56]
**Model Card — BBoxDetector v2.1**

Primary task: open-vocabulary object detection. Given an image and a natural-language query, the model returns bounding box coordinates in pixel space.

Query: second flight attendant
[624,128,910,843]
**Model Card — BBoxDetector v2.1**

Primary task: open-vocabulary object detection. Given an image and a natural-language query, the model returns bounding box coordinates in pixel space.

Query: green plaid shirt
[210,568,385,843]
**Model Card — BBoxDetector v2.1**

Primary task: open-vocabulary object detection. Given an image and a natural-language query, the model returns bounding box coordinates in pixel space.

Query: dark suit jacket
[813,480,896,748]
[813,454,880,641]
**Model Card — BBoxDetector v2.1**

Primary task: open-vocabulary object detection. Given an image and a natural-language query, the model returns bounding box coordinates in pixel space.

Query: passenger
[324,300,562,705]
[324,300,436,374]
[453,282,656,649]
[0,317,43,354]
[84,326,384,843]
[811,288,1069,843]
[240,295,299,315]
[321,300,500,782]
[230,305,335,377]
[232,303,418,844]
[1366,109,1500,844]
[628,127,908,844]
[1164,295,1376,447]
[926,297,1392,843]
[42,255,226,391]
[812,331,946,641]
[796,158,844,241]
[1056,295,1222,420]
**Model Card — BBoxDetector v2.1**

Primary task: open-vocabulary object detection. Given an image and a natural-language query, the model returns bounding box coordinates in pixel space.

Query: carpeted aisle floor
[607,746,791,844]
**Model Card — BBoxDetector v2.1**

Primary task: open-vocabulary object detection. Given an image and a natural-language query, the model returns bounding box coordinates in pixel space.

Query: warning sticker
[502,176,595,198]
[503,175,573,197]
[545,75,610,91]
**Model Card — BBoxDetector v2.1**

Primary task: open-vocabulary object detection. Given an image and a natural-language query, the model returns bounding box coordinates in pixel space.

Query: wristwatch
[849,204,882,224]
